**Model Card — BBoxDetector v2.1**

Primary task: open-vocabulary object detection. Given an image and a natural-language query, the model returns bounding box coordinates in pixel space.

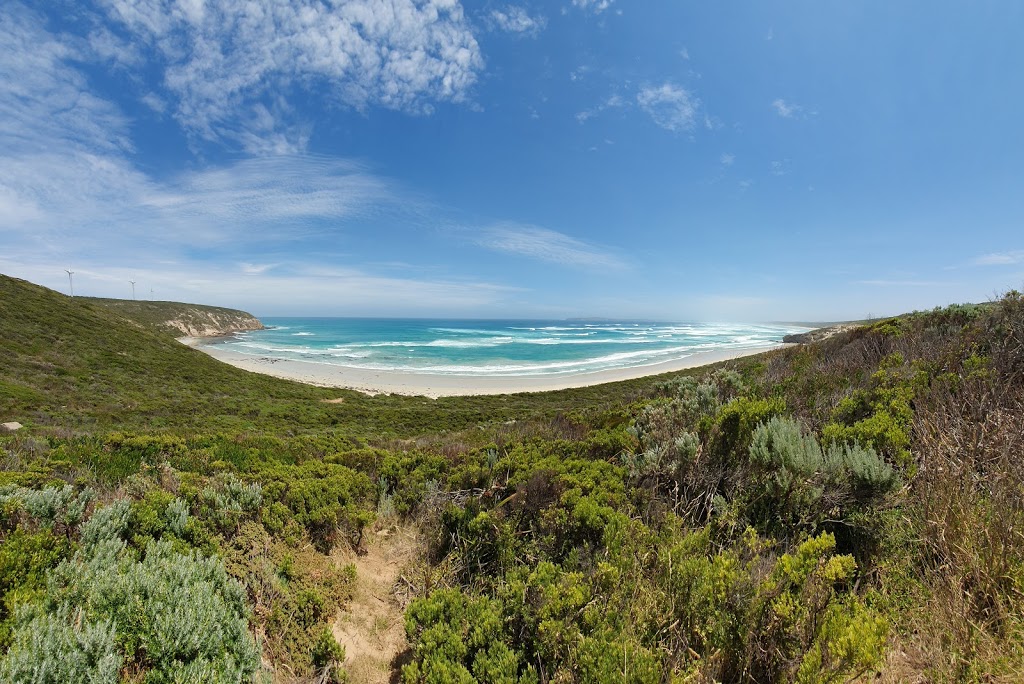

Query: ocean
[211,318,807,377]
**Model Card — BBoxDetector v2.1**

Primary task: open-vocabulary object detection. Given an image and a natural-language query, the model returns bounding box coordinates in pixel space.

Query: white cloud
[94,0,484,150]
[637,83,699,132]
[239,263,278,275]
[569,65,591,82]
[0,6,132,156]
[2,255,520,317]
[772,98,800,118]
[720,153,735,167]
[970,250,1024,266]
[489,6,546,36]
[575,93,625,124]
[140,92,167,114]
[86,25,143,67]
[140,156,396,237]
[474,223,626,270]
[1,4,646,316]
[0,9,421,238]
[571,0,614,14]
[855,279,948,287]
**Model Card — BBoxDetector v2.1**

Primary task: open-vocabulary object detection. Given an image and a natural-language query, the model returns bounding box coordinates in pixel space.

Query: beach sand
[182,337,784,398]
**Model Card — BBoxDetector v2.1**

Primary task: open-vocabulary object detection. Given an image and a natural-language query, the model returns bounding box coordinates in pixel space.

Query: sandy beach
[182,337,784,398]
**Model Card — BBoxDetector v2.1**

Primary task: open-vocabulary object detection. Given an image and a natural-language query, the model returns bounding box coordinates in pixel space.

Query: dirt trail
[333,526,418,684]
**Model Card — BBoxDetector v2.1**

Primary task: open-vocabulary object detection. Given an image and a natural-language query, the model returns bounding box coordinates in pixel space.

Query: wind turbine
[64,269,74,297]
[130,279,137,300]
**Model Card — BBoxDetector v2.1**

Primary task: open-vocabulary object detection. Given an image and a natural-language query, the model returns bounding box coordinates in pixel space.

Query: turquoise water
[214,318,807,377]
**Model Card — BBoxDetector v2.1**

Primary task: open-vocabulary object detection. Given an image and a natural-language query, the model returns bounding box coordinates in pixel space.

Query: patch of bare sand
[333,526,420,684]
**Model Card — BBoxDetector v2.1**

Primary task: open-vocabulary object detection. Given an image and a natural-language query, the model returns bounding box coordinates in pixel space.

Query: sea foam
[215,318,808,376]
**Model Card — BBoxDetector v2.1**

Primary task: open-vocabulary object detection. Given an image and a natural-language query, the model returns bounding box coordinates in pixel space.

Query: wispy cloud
[0,6,131,156]
[637,83,700,132]
[569,65,592,82]
[575,94,625,123]
[770,159,790,176]
[2,255,521,317]
[720,153,735,167]
[239,263,279,275]
[970,250,1024,266]
[854,279,947,287]
[2,150,400,252]
[94,0,484,152]
[488,6,546,36]
[0,6,581,316]
[474,223,626,270]
[571,0,615,14]
[772,98,801,118]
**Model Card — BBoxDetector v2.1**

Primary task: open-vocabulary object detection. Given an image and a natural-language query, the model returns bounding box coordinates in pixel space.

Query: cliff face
[82,297,265,337]
[162,310,265,337]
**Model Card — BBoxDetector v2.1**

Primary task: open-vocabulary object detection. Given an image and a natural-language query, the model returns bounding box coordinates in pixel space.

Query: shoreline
[181,337,786,398]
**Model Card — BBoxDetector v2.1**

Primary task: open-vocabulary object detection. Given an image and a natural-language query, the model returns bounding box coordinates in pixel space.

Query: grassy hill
[80,296,264,337]
[2,272,1023,683]
[0,274,695,436]
[0,275,332,432]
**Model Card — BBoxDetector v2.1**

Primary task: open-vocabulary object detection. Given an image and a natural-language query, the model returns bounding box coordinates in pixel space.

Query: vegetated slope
[81,296,265,337]
[0,274,711,437]
[0,274,331,432]
[393,296,1024,682]
[5,269,1022,682]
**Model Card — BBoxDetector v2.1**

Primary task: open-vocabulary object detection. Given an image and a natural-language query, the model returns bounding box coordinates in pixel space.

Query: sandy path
[333,527,419,684]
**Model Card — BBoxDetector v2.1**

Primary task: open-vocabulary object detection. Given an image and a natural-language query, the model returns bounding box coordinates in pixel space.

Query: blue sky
[1,1,1022,320]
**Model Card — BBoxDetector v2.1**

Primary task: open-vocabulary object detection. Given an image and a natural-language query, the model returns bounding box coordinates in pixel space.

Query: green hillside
[80,296,264,337]
[0,275,331,432]
[0,274,702,435]
[2,273,1023,683]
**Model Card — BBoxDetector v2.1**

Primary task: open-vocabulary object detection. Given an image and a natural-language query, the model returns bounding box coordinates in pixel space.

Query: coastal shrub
[79,499,130,547]
[93,433,191,482]
[218,520,353,678]
[749,415,823,476]
[0,528,71,648]
[200,473,263,534]
[867,317,904,338]
[1,501,260,683]
[711,367,747,400]
[379,451,450,516]
[824,442,896,495]
[822,353,917,468]
[403,588,534,684]
[165,497,190,536]
[745,533,888,682]
[0,609,121,684]
[0,484,94,531]
[711,396,786,463]
[744,418,897,535]
[126,489,175,546]
[258,461,375,552]
[311,627,348,683]
[438,507,513,584]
